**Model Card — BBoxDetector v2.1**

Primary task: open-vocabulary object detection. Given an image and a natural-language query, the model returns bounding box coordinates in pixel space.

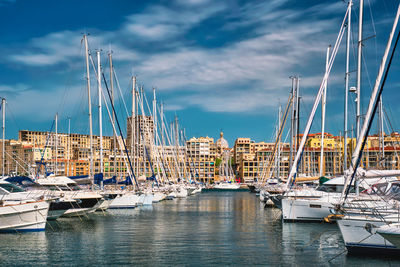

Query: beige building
[186,136,216,183]
[234,132,400,184]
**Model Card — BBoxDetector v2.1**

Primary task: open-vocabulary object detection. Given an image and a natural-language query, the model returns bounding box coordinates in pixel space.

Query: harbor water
[1,191,400,266]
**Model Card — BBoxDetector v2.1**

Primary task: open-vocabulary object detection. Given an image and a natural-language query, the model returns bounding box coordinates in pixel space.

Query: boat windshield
[57,185,73,191]
[0,183,25,193]
[68,184,81,191]
[385,183,400,200]
[42,185,61,191]
[316,184,357,193]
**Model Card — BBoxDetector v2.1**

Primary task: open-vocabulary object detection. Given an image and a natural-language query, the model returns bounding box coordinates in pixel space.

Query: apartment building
[186,136,216,183]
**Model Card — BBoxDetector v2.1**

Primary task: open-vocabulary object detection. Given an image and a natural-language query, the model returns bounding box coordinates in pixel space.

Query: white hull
[153,192,166,203]
[62,207,95,217]
[192,188,202,194]
[47,209,68,220]
[377,224,400,248]
[0,200,50,232]
[96,199,113,211]
[214,183,240,190]
[176,188,188,198]
[337,217,398,253]
[143,194,153,205]
[109,193,139,209]
[281,197,333,222]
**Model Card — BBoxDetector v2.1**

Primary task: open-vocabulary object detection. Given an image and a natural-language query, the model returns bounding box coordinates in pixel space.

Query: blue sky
[0,0,399,145]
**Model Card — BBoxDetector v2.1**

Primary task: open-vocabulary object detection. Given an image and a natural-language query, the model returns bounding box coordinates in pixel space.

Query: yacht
[214,182,241,190]
[281,176,395,222]
[0,181,50,232]
[36,176,103,217]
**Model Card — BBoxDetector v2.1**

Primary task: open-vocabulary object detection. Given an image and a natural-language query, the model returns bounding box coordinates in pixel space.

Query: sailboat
[0,99,51,232]
[214,149,240,190]
[333,3,400,254]
[277,3,352,219]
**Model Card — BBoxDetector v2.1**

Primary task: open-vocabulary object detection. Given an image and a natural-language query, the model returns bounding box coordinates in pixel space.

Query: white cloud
[5,1,355,116]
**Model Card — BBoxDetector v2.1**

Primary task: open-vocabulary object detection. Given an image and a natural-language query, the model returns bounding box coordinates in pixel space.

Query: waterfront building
[186,136,216,183]
[234,132,400,183]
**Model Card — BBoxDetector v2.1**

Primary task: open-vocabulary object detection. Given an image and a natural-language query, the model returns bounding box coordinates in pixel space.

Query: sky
[0,0,399,146]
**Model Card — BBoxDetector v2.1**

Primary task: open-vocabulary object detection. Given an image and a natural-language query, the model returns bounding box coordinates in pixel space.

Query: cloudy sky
[0,0,399,145]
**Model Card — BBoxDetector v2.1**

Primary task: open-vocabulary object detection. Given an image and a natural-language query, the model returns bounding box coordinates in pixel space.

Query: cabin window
[0,183,24,193]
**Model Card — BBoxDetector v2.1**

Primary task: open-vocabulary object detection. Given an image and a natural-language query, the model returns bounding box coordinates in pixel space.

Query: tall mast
[289,76,296,170]
[109,51,116,177]
[295,77,300,159]
[55,113,58,175]
[131,76,136,175]
[153,88,157,146]
[161,103,165,146]
[135,88,139,176]
[344,0,352,171]
[141,85,145,176]
[67,117,70,176]
[83,34,94,180]
[277,105,282,178]
[319,46,330,177]
[2,98,5,178]
[341,4,400,201]
[379,97,385,165]
[97,51,103,174]
[356,0,364,139]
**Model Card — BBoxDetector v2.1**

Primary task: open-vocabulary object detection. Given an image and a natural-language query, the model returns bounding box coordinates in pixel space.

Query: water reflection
[1,192,400,266]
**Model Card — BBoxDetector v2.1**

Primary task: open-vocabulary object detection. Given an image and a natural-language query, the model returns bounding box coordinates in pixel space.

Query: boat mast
[153,88,157,147]
[277,105,282,179]
[342,4,400,200]
[97,51,103,175]
[286,7,350,189]
[83,34,94,181]
[344,0,352,172]
[356,0,364,139]
[289,77,295,170]
[135,88,139,176]
[108,51,116,177]
[131,76,136,178]
[161,103,165,146]
[378,97,385,165]
[67,117,70,176]
[319,46,330,177]
[295,77,300,163]
[55,113,58,175]
[2,98,5,178]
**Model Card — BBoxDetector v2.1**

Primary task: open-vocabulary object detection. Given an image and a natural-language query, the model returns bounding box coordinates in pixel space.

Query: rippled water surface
[1,191,400,266]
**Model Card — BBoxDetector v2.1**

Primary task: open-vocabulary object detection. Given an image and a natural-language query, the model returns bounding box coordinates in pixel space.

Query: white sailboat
[334,3,400,254]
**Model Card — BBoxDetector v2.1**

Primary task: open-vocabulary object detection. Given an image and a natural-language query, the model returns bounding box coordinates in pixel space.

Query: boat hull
[337,218,399,254]
[282,198,332,222]
[61,198,102,217]
[109,193,139,209]
[0,200,50,232]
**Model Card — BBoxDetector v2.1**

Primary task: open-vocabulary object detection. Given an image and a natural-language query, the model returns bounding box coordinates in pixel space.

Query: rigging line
[382,106,400,163]
[344,18,400,201]
[287,7,349,188]
[350,5,359,70]
[57,39,85,121]
[101,71,139,189]
[6,151,31,175]
[112,67,130,117]
[35,120,55,179]
[5,103,21,135]
[366,0,379,68]
[260,93,292,183]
